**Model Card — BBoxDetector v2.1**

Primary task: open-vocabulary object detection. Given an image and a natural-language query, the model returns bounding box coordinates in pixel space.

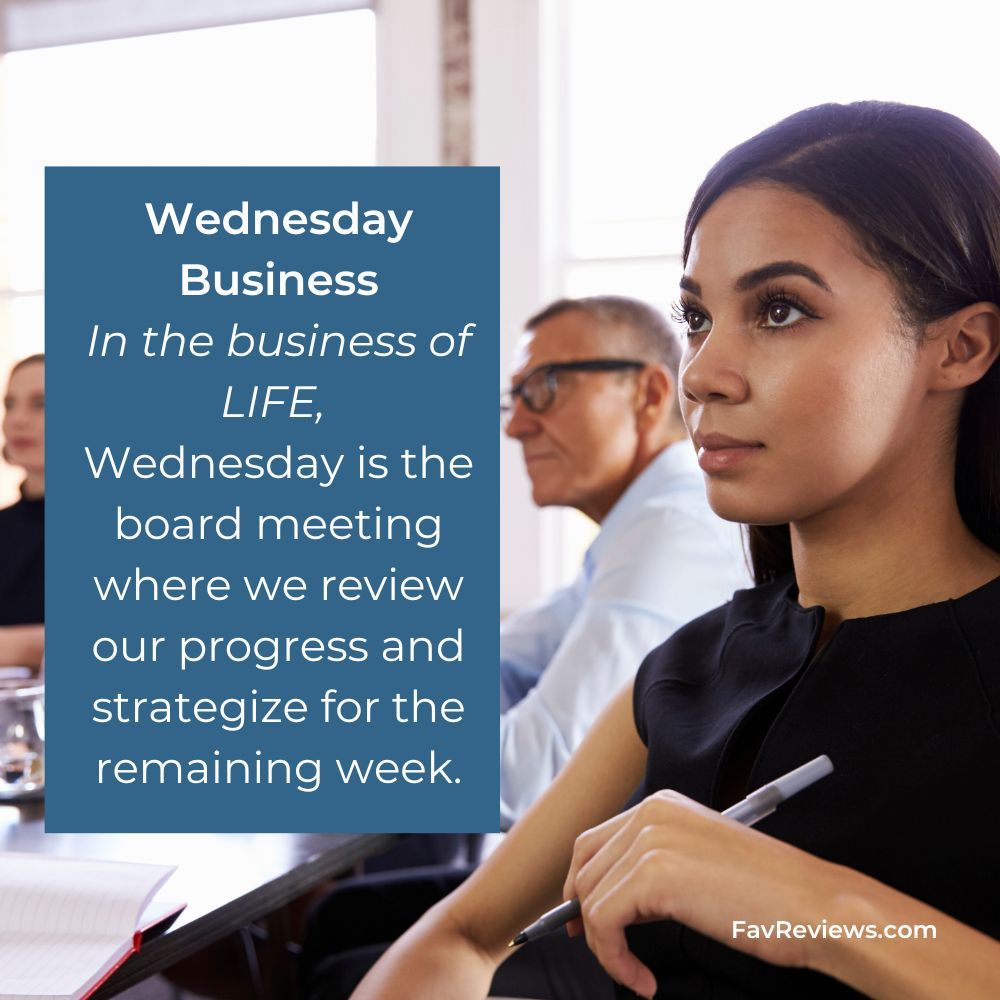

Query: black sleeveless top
[0,492,44,625]
[624,573,1000,998]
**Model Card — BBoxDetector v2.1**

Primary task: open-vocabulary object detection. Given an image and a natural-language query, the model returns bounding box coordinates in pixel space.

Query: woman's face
[678,183,941,528]
[3,360,44,475]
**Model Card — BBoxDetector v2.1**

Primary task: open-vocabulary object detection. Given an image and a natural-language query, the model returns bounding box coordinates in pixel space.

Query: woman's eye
[670,297,713,336]
[762,301,805,328]
[685,310,712,335]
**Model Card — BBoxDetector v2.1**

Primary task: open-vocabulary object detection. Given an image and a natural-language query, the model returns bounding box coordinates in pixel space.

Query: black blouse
[624,573,1000,998]
[0,492,44,625]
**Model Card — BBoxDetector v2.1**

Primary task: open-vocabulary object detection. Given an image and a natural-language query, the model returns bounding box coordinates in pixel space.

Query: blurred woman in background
[0,353,44,668]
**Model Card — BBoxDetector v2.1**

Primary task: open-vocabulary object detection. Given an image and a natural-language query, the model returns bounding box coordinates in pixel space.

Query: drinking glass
[0,682,44,798]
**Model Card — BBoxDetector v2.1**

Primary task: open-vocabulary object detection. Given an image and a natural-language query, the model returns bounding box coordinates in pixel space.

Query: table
[0,799,396,998]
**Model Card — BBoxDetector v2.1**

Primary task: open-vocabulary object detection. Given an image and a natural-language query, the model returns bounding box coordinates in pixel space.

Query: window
[0,6,375,500]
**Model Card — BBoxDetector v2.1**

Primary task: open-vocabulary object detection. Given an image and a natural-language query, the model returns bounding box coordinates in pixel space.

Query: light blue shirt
[499,441,751,828]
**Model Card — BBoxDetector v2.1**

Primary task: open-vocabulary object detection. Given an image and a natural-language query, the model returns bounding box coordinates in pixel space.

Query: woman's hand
[562,789,841,998]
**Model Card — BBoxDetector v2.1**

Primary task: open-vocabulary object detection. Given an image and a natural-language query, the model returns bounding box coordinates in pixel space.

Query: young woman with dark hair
[349,103,1000,999]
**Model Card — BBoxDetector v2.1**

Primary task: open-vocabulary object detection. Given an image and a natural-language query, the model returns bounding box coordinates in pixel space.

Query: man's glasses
[500,359,645,427]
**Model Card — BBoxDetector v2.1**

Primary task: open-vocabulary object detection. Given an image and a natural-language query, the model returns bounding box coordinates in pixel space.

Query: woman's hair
[682,102,1000,584]
[10,353,44,377]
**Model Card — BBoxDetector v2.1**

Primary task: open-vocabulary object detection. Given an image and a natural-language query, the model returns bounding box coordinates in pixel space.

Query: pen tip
[509,933,527,948]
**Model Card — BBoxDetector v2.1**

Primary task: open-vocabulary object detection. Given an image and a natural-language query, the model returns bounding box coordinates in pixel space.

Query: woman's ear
[927,302,1000,391]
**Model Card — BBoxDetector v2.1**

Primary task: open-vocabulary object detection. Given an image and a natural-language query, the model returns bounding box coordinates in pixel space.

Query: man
[499,295,748,826]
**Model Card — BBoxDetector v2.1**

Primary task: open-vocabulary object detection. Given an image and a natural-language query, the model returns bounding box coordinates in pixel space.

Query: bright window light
[0,9,375,504]
[1,9,376,294]
[565,0,1000,261]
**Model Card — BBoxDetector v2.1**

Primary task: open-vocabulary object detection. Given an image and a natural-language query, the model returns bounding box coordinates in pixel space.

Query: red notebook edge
[79,901,187,1000]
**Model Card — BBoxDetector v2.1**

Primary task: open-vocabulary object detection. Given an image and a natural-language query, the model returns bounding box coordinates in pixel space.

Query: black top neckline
[778,570,1000,626]
[14,491,44,511]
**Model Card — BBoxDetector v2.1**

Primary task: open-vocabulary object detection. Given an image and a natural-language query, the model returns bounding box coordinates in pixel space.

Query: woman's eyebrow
[734,260,832,293]
[679,261,831,298]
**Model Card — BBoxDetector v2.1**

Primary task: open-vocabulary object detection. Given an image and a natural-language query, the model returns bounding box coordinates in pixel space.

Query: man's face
[504,311,643,522]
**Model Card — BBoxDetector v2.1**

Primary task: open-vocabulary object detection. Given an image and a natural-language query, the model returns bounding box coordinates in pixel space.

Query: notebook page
[0,930,128,999]
[0,854,175,939]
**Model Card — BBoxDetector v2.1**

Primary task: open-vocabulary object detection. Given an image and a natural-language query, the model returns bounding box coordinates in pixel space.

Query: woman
[352,102,1000,999]
[0,353,45,668]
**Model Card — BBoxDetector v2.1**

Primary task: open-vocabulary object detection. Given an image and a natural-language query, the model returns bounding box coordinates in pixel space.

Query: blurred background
[2,0,1000,618]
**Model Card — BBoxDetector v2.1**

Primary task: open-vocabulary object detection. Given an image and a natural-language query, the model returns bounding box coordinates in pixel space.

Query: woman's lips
[697,445,762,472]
[694,432,764,473]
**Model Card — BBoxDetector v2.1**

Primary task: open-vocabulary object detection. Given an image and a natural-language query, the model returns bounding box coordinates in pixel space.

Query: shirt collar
[584,440,700,575]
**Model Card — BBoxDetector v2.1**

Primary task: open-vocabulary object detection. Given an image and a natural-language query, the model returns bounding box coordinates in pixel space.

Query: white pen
[509,754,834,947]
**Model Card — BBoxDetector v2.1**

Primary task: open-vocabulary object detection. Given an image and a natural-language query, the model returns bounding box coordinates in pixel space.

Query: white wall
[471,0,548,612]
[375,0,441,166]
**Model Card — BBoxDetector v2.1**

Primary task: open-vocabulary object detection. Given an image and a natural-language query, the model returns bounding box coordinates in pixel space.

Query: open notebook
[0,852,184,1000]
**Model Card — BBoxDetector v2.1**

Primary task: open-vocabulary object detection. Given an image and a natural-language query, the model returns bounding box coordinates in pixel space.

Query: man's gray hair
[525,296,681,377]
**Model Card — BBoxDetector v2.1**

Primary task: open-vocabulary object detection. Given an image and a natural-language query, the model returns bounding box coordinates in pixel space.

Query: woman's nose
[680,329,749,405]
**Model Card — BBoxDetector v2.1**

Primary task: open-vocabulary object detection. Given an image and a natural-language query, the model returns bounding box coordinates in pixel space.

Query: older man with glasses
[497,295,749,827]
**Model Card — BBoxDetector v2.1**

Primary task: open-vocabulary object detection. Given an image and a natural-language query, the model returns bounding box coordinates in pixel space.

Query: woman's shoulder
[0,494,43,525]
[634,576,795,687]
[949,571,1000,626]
[0,497,24,523]
[947,573,1000,702]
[0,497,43,553]
[662,573,796,642]
[631,575,798,744]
